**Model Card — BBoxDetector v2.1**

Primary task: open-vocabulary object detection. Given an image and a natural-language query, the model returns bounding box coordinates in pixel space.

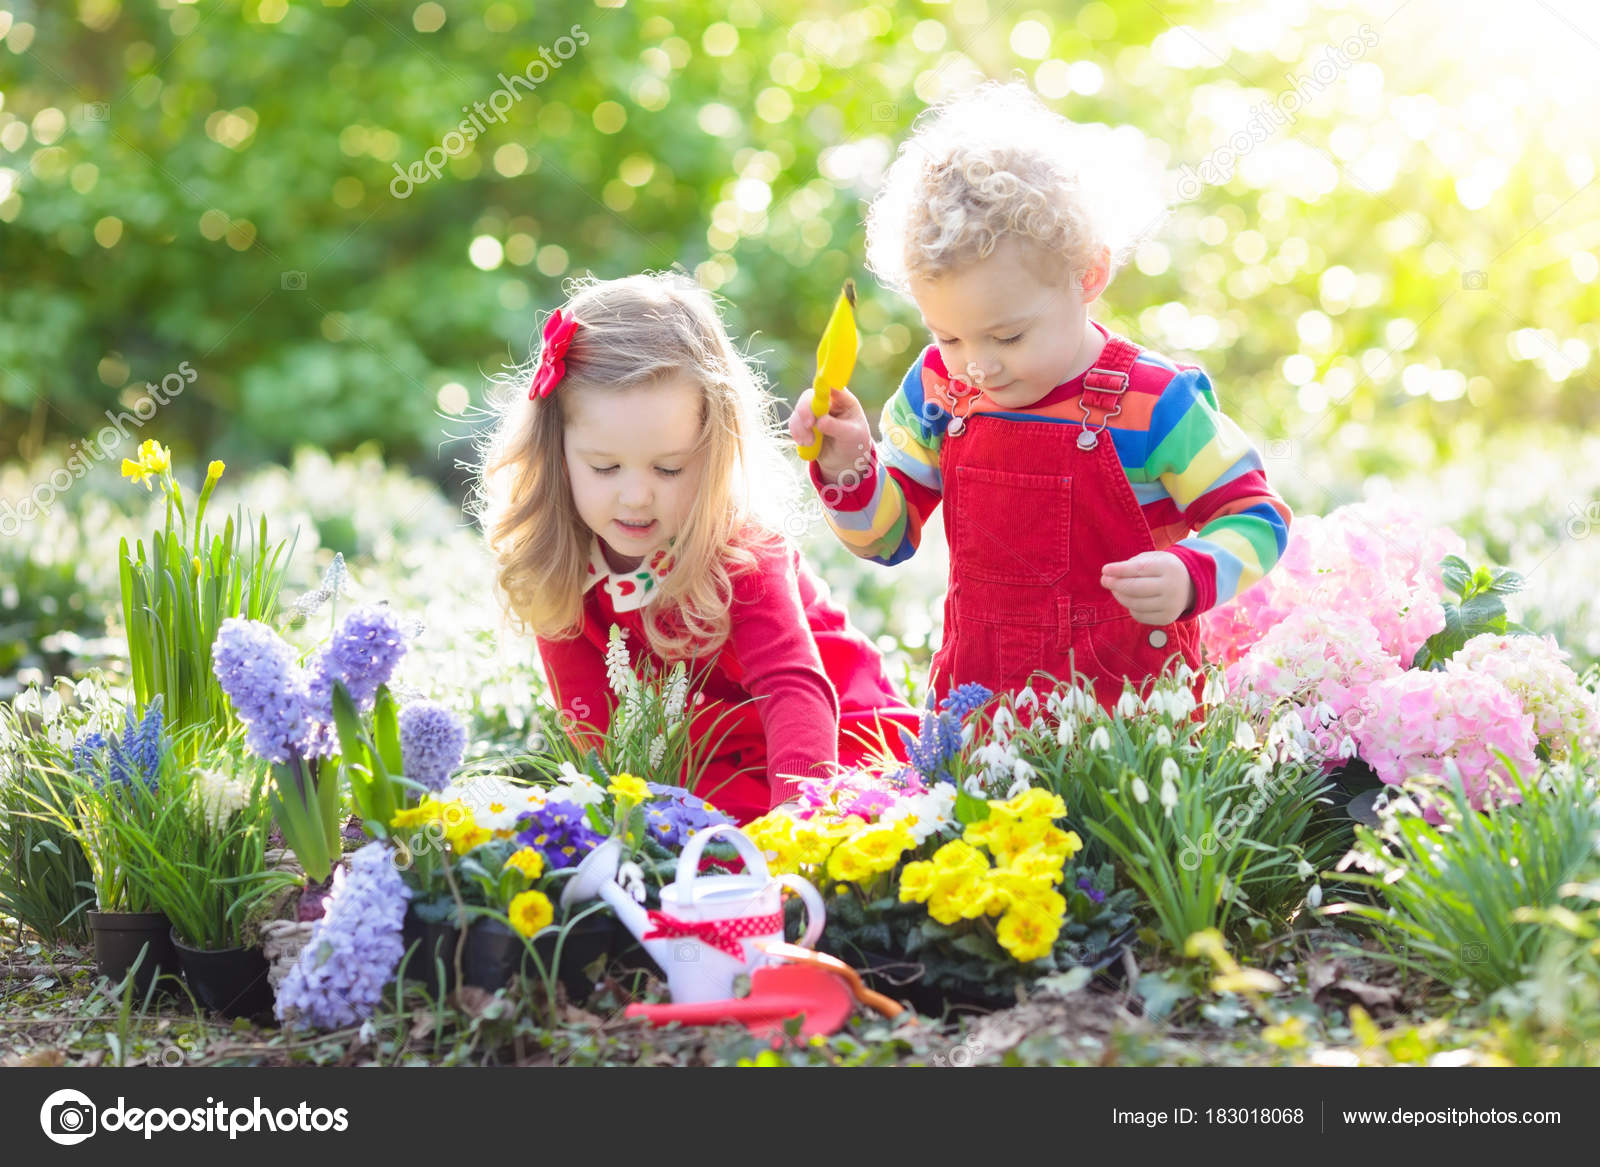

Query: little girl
[476,271,918,823]
[789,82,1294,711]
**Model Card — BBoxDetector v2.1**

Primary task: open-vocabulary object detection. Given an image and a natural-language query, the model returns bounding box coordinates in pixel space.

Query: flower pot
[86,910,182,997]
[171,930,274,1019]
[400,908,461,993]
[464,913,619,999]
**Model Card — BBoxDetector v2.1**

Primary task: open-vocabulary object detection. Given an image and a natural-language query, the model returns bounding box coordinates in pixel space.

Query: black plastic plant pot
[86,910,182,998]
[401,908,461,993]
[465,913,619,999]
[171,931,274,1020]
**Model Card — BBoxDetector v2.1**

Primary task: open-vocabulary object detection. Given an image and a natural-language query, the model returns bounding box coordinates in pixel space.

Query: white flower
[604,625,637,698]
[194,769,253,831]
[444,774,540,831]
[1089,726,1111,752]
[663,663,689,726]
[1004,775,1030,800]
[1115,691,1142,719]
[1011,757,1036,783]
[1056,718,1076,747]
[550,762,606,808]
[881,785,956,844]
[1014,686,1039,713]
[1131,777,1149,804]
[618,861,647,904]
[962,774,986,797]
[1202,671,1229,705]
[1155,726,1172,748]
[961,723,976,748]
[1160,757,1181,786]
[1233,721,1258,750]
[992,706,1015,740]
[648,734,666,769]
[1159,774,1178,815]
[1306,883,1323,909]
[1166,687,1197,721]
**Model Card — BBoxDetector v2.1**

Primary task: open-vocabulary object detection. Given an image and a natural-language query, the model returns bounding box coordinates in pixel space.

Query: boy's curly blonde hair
[866,80,1166,294]
[470,271,798,662]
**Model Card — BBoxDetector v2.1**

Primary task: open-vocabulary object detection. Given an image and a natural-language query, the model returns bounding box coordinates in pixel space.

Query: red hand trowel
[624,943,908,1038]
[625,963,856,1038]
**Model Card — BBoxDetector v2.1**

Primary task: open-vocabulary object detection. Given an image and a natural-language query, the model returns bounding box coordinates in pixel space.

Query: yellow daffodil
[504,847,544,880]
[120,439,171,489]
[996,903,1060,962]
[608,772,649,804]
[508,890,554,937]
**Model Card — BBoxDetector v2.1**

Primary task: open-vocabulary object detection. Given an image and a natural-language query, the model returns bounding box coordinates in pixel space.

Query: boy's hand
[1101,551,1196,625]
[787,385,874,485]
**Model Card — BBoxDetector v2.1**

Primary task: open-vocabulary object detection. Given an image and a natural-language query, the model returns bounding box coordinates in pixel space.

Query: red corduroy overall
[927,335,1204,712]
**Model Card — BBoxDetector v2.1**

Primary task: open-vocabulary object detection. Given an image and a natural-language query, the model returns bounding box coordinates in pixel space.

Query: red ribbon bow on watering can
[528,308,578,400]
[642,909,784,962]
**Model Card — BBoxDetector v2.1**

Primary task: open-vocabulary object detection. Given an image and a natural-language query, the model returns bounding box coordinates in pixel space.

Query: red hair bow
[529,308,578,400]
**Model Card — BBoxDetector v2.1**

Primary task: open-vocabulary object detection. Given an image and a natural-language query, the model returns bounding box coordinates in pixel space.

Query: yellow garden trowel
[796,279,859,462]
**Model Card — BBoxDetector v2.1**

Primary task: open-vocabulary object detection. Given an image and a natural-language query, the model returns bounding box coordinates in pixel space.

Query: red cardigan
[534,539,919,823]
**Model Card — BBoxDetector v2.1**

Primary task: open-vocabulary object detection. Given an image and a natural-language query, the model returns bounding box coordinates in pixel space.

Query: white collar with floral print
[583,535,678,612]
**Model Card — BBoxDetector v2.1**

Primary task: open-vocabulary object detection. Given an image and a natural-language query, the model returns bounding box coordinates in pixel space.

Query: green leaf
[954,788,989,824]
[1135,970,1194,1021]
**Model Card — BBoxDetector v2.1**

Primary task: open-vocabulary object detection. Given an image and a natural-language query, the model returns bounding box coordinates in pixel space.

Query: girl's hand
[1101,551,1197,625]
[787,386,874,485]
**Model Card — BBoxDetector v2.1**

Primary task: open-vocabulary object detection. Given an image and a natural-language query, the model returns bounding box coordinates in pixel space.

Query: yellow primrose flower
[825,840,872,884]
[847,822,915,875]
[1008,845,1067,884]
[508,890,554,937]
[898,860,935,903]
[996,903,1060,962]
[928,874,1000,924]
[608,772,649,803]
[504,847,544,880]
[390,800,441,830]
[996,787,1066,822]
[929,839,987,878]
[791,822,838,867]
[443,809,490,854]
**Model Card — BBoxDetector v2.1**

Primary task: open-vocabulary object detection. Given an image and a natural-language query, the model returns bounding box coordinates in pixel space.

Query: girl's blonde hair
[472,271,799,662]
[866,80,1167,294]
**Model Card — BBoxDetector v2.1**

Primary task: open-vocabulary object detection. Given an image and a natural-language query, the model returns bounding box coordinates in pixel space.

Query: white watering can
[560,823,824,1004]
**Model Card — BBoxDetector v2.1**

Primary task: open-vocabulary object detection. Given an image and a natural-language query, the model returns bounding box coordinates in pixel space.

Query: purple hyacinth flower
[311,606,407,716]
[275,841,411,1030]
[398,700,467,792]
[212,617,314,764]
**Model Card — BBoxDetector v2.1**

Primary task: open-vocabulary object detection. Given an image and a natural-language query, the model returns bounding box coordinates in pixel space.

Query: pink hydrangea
[1351,668,1537,817]
[1445,633,1596,757]
[1226,608,1404,725]
[1202,500,1463,670]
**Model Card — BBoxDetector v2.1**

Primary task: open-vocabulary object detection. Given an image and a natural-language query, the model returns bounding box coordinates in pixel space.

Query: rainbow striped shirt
[811,325,1293,616]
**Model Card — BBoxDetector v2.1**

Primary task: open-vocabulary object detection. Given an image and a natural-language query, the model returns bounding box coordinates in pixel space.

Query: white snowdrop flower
[1295,859,1315,880]
[1337,734,1358,759]
[1056,718,1077,747]
[1131,776,1150,804]
[1115,691,1142,719]
[1155,726,1172,748]
[1233,721,1258,750]
[1245,764,1270,788]
[1011,757,1036,783]
[972,742,1011,771]
[1167,688,1197,721]
[1005,775,1030,800]
[1202,672,1229,705]
[1160,757,1181,786]
[1312,700,1336,727]
[1159,775,1179,815]
[1015,686,1038,713]
[963,774,987,797]
[1089,726,1112,752]
[992,706,1015,740]
[1306,883,1324,909]
[961,722,976,748]
[1046,692,1066,719]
